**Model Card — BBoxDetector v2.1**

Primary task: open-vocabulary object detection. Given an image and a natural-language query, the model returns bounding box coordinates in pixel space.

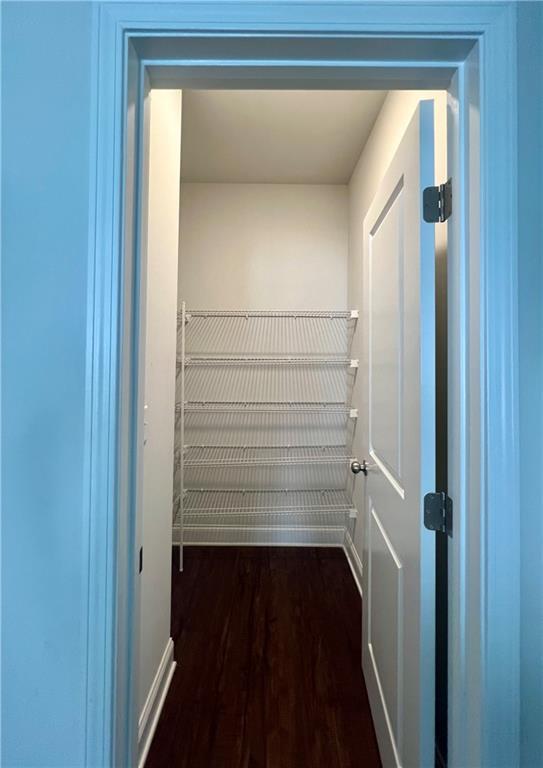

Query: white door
[362,100,436,768]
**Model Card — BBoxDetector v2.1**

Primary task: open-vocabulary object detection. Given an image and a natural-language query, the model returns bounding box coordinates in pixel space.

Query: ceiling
[180,90,388,184]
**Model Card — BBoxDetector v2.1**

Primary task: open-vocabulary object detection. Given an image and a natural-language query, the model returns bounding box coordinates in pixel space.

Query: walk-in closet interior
[172,90,385,557]
[138,87,447,767]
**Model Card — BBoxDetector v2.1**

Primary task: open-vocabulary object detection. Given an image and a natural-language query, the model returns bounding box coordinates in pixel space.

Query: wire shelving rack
[174,305,359,564]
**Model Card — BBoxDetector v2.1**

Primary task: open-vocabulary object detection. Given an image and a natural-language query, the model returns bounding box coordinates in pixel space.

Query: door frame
[86,3,519,767]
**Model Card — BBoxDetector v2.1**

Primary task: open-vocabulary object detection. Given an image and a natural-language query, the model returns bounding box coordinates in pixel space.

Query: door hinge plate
[423,178,452,223]
[424,492,453,536]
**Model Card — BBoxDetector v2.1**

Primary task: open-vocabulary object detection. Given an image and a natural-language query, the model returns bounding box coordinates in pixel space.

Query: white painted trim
[343,532,363,598]
[137,638,176,768]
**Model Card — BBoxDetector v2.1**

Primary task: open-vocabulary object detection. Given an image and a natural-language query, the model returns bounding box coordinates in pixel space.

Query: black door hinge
[423,178,452,223]
[139,546,143,573]
[424,491,453,537]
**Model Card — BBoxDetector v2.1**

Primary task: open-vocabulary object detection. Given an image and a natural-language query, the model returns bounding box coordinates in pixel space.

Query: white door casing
[137,89,181,750]
[362,100,436,768]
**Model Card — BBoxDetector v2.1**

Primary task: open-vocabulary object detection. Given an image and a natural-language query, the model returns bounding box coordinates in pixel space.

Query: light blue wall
[1,2,542,767]
[517,4,543,766]
[1,2,94,765]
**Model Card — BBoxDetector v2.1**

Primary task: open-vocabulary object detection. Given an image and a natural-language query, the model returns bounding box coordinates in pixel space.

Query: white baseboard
[344,532,363,598]
[138,637,176,768]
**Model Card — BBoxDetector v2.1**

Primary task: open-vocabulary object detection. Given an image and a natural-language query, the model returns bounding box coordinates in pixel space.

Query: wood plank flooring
[146,547,381,768]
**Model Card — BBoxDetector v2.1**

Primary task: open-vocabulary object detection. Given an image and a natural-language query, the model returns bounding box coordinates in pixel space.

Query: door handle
[351,459,376,476]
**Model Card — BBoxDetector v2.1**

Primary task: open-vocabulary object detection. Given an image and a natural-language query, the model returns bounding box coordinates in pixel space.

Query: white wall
[138,90,182,745]
[178,183,348,309]
[347,90,448,561]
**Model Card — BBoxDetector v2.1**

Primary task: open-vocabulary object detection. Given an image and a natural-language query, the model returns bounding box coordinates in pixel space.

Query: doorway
[87,11,519,768]
[137,86,447,767]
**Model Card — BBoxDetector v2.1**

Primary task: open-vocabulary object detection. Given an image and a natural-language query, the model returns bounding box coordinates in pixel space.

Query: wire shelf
[180,403,357,449]
[173,489,355,545]
[180,401,354,414]
[183,463,352,493]
[183,512,351,530]
[184,362,356,404]
[180,310,358,358]
[178,527,348,546]
[177,488,354,516]
[180,310,356,319]
[182,444,353,468]
[183,356,356,366]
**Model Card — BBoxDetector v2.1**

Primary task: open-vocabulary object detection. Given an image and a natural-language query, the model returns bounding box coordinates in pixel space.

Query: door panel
[369,180,404,488]
[362,100,436,768]
[367,500,404,758]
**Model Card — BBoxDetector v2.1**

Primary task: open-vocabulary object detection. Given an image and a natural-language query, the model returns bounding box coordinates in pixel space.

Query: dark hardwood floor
[146,547,381,768]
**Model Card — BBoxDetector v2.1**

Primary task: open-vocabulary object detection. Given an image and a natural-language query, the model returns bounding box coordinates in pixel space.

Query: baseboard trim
[343,532,363,598]
[138,637,176,768]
